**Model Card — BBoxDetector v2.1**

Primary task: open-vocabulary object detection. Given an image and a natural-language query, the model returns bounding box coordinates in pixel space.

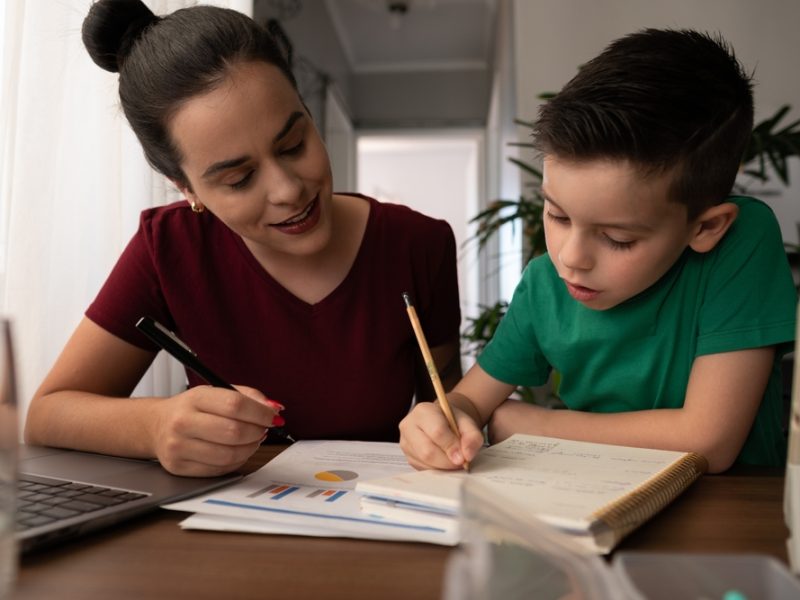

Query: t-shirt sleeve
[477,259,552,387]
[696,200,797,357]
[418,221,462,347]
[85,212,170,351]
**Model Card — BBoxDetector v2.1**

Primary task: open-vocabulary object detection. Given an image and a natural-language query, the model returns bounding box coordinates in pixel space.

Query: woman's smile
[269,196,321,234]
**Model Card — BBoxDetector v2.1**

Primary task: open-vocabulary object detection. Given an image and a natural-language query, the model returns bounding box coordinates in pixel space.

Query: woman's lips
[564,280,600,302]
[269,197,320,234]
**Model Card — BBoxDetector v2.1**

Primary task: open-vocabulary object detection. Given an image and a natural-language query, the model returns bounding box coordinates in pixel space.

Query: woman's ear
[171,179,204,213]
[688,202,739,254]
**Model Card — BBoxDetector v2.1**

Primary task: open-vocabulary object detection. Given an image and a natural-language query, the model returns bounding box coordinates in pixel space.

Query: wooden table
[12,447,791,600]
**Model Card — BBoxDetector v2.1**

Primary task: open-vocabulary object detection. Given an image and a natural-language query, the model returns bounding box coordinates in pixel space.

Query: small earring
[189,200,205,214]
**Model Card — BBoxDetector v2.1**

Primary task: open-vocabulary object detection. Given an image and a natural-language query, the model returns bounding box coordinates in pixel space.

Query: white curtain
[0,0,252,430]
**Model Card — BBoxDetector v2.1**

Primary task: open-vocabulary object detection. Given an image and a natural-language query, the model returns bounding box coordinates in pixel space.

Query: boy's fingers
[400,424,459,470]
[461,429,485,463]
[445,442,464,466]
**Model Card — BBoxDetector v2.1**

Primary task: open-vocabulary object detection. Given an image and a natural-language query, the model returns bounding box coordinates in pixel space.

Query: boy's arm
[488,346,775,473]
[399,363,515,470]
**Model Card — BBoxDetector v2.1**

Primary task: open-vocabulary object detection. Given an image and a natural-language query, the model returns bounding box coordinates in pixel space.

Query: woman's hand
[150,384,284,477]
[399,400,484,471]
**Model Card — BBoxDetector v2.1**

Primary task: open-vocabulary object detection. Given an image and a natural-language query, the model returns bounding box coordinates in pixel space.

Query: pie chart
[314,470,359,482]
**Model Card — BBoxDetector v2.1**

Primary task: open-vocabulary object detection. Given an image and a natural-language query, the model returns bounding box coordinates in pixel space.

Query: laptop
[16,445,242,552]
[0,320,241,553]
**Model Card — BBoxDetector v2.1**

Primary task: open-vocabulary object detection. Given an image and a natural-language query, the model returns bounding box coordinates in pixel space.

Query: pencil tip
[402,292,412,307]
[463,461,471,473]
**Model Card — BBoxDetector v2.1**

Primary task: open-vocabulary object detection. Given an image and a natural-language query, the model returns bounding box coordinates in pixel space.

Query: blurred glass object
[0,319,18,598]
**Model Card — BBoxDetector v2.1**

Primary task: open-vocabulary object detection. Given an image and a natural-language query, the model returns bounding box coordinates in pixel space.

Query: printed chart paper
[163,440,458,545]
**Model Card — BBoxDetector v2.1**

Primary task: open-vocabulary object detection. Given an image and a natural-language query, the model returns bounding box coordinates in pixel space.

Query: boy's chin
[573,293,631,311]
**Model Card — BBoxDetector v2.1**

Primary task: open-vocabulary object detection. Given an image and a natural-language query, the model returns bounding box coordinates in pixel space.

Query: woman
[24,0,461,477]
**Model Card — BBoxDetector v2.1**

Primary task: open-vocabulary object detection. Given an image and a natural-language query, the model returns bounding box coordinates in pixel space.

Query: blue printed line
[271,486,299,500]
[202,498,448,533]
[325,491,347,503]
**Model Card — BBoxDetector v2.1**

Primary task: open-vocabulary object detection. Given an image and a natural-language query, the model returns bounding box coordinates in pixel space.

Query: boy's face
[542,156,696,310]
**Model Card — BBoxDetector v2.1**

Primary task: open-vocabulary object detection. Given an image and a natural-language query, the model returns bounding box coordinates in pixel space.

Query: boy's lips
[564,280,600,302]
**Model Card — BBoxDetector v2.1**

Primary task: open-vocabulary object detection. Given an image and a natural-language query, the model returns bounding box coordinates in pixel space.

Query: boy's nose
[558,234,593,271]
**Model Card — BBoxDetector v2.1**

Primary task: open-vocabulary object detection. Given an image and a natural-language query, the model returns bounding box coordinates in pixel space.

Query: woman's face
[168,60,334,259]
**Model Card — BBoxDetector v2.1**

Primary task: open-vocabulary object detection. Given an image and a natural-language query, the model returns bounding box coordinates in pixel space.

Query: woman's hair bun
[82,0,158,73]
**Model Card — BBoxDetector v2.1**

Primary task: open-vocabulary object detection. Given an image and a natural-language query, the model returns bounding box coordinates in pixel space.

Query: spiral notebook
[356,433,707,554]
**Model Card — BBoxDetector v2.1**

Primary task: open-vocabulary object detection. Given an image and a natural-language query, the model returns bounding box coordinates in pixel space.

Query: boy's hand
[399,401,484,470]
[151,384,283,477]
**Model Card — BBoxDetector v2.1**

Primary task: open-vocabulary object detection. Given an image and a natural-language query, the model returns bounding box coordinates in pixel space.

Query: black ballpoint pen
[135,316,295,443]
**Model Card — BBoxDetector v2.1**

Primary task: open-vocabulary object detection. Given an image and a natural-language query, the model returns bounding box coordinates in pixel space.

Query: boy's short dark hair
[533,29,754,220]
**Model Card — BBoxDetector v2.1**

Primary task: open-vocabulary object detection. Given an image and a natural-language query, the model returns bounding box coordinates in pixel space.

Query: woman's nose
[261,163,303,206]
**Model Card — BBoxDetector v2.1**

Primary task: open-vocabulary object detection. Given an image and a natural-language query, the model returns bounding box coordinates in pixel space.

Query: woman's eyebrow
[273,111,304,143]
[202,157,248,180]
[201,111,306,180]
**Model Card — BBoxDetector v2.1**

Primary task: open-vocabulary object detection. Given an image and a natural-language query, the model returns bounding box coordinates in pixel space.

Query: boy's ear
[688,202,739,254]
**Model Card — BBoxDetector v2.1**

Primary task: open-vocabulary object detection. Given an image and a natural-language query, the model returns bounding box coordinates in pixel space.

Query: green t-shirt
[478,197,797,466]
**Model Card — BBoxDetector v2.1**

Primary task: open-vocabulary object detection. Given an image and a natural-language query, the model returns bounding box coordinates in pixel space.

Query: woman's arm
[413,338,463,401]
[488,347,775,473]
[25,317,279,476]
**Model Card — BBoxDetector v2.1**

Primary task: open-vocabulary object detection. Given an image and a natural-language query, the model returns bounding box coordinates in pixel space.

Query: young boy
[399,28,797,474]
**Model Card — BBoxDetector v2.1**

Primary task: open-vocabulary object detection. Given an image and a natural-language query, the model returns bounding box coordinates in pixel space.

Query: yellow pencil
[402,292,469,472]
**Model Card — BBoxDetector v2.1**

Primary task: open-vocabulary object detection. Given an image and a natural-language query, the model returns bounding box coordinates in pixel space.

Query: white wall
[253,0,353,112]
[485,0,522,304]
[512,0,800,243]
[325,86,356,192]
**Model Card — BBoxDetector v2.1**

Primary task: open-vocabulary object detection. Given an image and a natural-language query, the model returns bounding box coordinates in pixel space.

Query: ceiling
[322,0,496,74]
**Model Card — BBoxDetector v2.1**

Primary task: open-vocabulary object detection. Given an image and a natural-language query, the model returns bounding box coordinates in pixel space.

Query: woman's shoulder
[341,193,453,237]
[138,201,222,241]
[140,200,198,228]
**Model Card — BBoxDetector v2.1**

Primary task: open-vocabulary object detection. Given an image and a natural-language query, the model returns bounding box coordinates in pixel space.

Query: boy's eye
[228,170,254,190]
[603,234,636,251]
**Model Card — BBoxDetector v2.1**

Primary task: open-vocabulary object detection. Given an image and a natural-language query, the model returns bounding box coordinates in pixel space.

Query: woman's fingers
[154,386,283,476]
[158,436,261,476]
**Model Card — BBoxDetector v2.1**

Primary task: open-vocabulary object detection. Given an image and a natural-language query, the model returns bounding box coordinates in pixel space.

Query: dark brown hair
[82,0,297,187]
[534,29,754,219]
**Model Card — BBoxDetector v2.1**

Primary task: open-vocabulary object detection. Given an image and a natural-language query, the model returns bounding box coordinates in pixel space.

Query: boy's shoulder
[719,195,783,253]
[729,195,775,219]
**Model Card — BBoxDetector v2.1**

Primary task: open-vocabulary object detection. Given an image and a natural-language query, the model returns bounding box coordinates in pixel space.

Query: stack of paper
[164,435,705,554]
[163,440,458,545]
[355,434,706,554]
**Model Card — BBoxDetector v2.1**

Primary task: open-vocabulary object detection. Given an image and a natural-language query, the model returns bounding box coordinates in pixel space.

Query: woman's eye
[228,171,254,190]
[281,141,305,156]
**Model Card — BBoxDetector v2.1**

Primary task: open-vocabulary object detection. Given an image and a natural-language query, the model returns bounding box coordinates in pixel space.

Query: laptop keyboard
[16,473,149,531]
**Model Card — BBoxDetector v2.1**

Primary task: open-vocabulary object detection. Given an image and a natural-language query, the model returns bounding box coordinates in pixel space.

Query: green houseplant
[463,106,800,403]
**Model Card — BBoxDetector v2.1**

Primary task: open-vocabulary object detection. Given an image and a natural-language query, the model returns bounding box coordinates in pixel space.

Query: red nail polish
[265,399,285,411]
[271,414,286,427]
